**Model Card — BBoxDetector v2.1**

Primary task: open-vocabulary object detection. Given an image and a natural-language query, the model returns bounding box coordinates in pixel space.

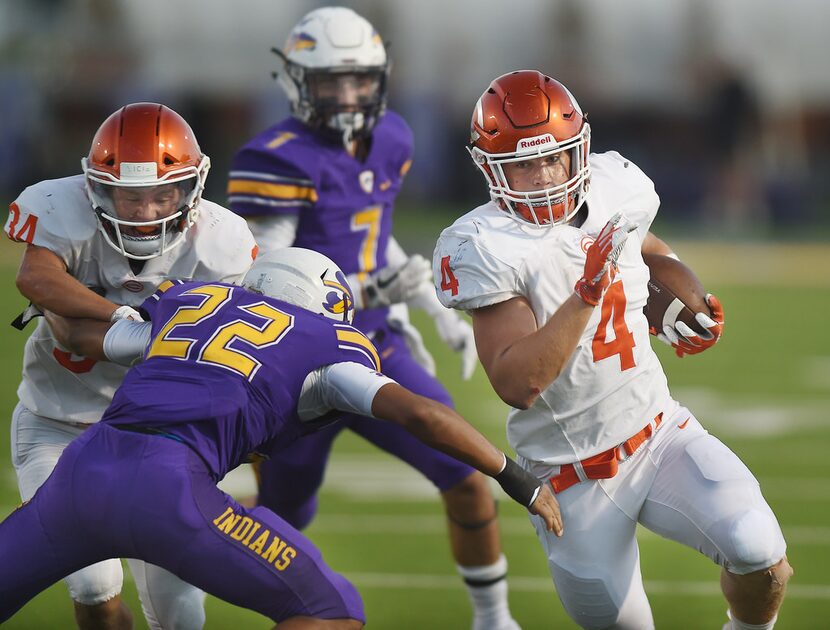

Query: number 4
[440,256,459,296]
[592,280,636,371]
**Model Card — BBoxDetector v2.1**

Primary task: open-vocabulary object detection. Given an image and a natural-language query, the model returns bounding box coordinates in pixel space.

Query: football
[642,253,710,335]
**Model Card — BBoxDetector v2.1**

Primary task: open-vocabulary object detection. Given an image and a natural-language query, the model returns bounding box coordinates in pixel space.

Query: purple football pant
[258,323,477,528]
[0,423,364,624]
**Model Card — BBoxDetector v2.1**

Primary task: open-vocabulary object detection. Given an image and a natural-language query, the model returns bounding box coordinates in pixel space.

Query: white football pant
[521,404,786,630]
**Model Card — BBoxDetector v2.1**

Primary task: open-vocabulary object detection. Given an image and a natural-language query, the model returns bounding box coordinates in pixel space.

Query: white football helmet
[273,7,389,145]
[82,103,210,259]
[243,247,355,324]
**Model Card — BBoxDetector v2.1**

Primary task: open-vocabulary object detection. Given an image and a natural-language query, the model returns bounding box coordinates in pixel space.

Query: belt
[549,413,663,494]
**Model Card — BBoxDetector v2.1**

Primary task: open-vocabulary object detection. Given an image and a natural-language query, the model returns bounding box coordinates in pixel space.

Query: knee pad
[66,560,123,606]
[728,509,787,574]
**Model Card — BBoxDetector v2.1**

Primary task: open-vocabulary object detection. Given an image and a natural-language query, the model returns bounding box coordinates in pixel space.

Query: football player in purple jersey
[0,248,561,629]
[226,8,521,629]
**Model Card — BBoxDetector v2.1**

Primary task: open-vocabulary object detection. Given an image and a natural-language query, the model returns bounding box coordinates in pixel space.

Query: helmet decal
[322,271,355,322]
[242,248,356,325]
[286,32,317,53]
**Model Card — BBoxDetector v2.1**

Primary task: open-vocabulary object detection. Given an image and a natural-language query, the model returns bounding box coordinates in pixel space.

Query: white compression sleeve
[385,235,409,268]
[297,362,395,421]
[102,320,152,366]
[246,214,300,252]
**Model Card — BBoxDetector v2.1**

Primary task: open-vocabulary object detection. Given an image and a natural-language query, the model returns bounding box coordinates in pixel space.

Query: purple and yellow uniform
[228,112,475,527]
[0,281,383,624]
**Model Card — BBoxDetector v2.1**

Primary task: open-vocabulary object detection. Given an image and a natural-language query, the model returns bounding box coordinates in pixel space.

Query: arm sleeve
[297,362,395,421]
[246,214,299,253]
[227,145,317,218]
[385,235,409,268]
[102,320,152,366]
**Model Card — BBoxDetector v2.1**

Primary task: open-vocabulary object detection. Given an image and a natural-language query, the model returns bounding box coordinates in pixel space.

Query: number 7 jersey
[227,111,413,334]
[434,152,676,466]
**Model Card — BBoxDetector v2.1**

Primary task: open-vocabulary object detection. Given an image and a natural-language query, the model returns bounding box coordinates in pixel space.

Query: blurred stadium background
[1,0,828,628]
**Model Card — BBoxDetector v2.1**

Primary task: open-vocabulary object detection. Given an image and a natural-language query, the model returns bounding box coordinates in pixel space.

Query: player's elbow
[501,392,539,411]
[15,267,38,302]
[493,381,541,411]
[399,397,442,433]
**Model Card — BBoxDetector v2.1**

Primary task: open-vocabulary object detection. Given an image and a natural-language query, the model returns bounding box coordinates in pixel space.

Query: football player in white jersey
[4,103,257,630]
[434,70,791,630]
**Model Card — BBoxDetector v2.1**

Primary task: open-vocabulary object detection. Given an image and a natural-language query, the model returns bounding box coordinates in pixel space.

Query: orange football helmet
[82,103,211,259]
[469,70,591,227]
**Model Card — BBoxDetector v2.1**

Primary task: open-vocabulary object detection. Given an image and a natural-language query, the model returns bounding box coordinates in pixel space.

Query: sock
[723,609,778,630]
[457,554,520,630]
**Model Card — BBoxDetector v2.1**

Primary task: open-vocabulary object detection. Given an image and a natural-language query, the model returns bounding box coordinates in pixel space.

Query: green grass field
[1,233,828,629]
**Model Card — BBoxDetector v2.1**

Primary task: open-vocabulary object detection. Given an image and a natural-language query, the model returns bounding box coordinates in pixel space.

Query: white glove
[110,305,144,322]
[353,255,432,310]
[432,308,477,380]
[386,304,437,376]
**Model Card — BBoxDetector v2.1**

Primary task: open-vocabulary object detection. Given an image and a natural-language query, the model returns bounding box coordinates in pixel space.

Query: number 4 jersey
[434,152,676,466]
[5,175,257,424]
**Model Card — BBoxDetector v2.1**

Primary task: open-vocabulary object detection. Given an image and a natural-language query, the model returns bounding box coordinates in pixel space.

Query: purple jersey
[227,112,413,333]
[103,280,380,480]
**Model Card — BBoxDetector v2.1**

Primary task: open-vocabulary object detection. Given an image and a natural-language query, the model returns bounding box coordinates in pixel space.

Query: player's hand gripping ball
[642,253,724,357]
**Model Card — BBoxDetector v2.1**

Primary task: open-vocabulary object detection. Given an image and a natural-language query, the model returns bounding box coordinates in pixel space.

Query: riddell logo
[517,134,554,151]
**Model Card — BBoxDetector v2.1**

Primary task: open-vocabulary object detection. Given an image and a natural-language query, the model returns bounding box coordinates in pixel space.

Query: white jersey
[434,151,676,465]
[6,174,257,423]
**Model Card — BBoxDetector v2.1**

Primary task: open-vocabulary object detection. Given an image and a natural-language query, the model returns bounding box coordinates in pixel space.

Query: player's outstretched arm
[43,311,150,367]
[371,382,562,535]
[16,245,127,321]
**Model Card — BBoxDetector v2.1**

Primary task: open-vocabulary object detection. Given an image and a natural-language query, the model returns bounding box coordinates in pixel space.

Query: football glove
[354,255,432,310]
[574,213,637,306]
[657,293,724,358]
[432,308,477,380]
[110,305,144,322]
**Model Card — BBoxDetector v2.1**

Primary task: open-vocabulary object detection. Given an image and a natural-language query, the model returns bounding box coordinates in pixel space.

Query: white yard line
[306,513,830,546]
[346,571,830,599]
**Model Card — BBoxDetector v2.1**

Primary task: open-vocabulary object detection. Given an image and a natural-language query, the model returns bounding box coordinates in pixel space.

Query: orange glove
[574,212,637,306]
[657,293,724,357]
